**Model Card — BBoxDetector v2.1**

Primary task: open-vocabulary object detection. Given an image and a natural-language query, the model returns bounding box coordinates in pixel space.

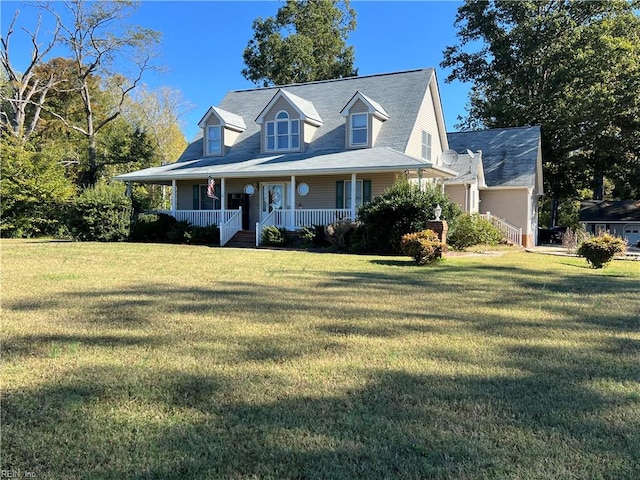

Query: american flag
[206,177,219,199]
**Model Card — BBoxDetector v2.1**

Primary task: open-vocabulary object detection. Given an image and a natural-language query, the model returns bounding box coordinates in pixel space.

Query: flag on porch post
[206,177,219,199]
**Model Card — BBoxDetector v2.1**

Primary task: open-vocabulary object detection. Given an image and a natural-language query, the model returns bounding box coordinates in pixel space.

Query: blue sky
[2,1,470,140]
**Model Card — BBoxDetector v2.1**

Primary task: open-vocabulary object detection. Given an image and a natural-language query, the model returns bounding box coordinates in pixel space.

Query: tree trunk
[592,172,604,200]
[549,197,559,228]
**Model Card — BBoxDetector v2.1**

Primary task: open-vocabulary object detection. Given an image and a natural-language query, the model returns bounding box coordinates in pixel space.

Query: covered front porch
[156,172,373,246]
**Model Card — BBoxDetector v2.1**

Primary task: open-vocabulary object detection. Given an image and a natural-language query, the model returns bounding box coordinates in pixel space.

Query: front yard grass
[2,240,639,479]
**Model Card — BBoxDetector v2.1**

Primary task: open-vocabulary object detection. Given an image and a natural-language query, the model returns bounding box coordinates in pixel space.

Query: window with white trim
[344,180,363,208]
[207,125,222,155]
[266,111,300,152]
[350,113,368,146]
[421,130,432,161]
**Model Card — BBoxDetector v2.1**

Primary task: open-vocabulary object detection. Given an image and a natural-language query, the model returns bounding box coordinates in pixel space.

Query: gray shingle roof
[178,68,435,163]
[114,147,451,182]
[580,200,640,222]
[447,126,541,188]
[116,69,461,183]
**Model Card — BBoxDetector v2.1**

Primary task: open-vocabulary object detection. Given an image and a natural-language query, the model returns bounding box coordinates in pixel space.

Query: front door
[261,183,285,220]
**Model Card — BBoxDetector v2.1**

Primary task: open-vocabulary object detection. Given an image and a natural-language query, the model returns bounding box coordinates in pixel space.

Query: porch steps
[224,230,256,248]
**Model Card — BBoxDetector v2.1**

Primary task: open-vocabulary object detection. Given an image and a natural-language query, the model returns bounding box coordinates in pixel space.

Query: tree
[0,133,76,237]
[442,1,640,225]
[0,10,60,141]
[40,0,161,186]
[127,85,190,167]
[242,0,357,86]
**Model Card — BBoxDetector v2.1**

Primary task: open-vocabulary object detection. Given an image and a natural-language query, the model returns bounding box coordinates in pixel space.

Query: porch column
[221,177,226,211]
[350,172,357,220]
[171,179,177,211]
[290,175,296,229]
[417,169,424,192]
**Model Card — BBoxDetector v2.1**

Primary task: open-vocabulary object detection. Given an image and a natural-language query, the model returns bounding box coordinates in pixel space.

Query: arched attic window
[266,110,300,151]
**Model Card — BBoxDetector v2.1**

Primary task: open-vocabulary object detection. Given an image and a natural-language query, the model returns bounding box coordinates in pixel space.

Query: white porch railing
[220,207,242,247]
[481,212,522,246]
[154,210,238,227]
[255,209,354,246]
[294,209,353,227]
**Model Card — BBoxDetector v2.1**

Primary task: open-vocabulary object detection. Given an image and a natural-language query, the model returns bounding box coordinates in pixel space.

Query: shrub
[577,233,626,268]
[167,220,192,244]
[357,180,462,254]
[401,229,444,265]
[299,225,332,248]
[0,135,76,238]
[129,213,177,243]
[66,183,132,241]
[324,220,358,251]
[186,224,220,245]
[261,226,291,246]
[448,213,502,250]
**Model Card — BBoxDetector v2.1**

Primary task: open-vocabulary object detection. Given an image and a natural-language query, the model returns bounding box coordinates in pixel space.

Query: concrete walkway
[526,244,640,261]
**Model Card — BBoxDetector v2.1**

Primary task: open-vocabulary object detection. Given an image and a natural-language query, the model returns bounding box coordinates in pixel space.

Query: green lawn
[2,240,639,479]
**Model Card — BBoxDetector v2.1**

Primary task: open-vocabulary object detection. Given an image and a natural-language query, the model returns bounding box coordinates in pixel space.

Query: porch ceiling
[115,147,457,183]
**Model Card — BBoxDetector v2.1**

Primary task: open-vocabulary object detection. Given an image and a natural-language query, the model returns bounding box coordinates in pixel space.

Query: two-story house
[116,69,543,247]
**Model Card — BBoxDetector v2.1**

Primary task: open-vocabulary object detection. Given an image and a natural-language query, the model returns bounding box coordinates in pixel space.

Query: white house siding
[445,185,466,211]
[304,123,318,145]
[479,189,533,247]
[405,81,443,163]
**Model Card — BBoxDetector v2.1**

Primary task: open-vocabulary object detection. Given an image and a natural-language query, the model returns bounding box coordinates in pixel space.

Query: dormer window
[256,89,322,154]
[207,126,222,155]
[341,91,389,150]
[266,111,300,152]
[198,106,246,157]
[350,113,368,146]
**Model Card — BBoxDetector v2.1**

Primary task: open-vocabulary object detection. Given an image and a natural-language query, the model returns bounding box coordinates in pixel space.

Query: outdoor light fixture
[434,204,442,221]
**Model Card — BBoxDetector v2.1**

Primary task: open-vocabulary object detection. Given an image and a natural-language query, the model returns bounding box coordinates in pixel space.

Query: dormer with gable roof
[198,106,247,156]
[340,91,389,149]
[255,89,323,154]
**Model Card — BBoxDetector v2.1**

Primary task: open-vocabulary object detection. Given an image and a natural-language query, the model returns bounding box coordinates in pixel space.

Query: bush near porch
[357,180,462,255]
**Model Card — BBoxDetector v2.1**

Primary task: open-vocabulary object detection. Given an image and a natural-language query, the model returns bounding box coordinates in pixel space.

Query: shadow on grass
[3,352,639,479]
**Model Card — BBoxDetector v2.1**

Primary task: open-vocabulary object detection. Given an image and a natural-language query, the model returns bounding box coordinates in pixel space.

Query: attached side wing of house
[446,126,544,248]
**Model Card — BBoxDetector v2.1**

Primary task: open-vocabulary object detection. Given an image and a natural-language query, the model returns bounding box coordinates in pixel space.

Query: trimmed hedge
[401,229,444,265]
[66,183,132,242]
[448,213,502,250]
[577,233,626,268]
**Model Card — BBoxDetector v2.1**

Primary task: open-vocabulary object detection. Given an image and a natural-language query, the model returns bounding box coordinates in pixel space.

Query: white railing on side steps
[220,207,242,247]
[154,209,238,227]
[481,212,522,246]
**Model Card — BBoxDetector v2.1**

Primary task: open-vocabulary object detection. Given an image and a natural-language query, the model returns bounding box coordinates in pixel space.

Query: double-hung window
[207,126,221,155]
[421,131,432,161]
[350,113,368,146]
[266,111,300,151]
[336,180,371,209]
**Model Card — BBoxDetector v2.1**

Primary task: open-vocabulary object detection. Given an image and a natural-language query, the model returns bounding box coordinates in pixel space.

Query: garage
[624,224,640,247]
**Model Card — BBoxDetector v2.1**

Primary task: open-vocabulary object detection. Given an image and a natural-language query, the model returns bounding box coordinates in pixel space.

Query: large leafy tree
[39,0,161,186]
[442,0,640,224]
[242,0,357,86]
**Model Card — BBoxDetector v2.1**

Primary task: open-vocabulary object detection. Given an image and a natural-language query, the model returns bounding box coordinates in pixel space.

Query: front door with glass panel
[261,183,285,220]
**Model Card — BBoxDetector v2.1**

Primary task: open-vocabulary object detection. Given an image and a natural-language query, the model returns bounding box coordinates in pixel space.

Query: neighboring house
[580,200,640,246]
[116,69,543,247]
[446,127,544,247]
